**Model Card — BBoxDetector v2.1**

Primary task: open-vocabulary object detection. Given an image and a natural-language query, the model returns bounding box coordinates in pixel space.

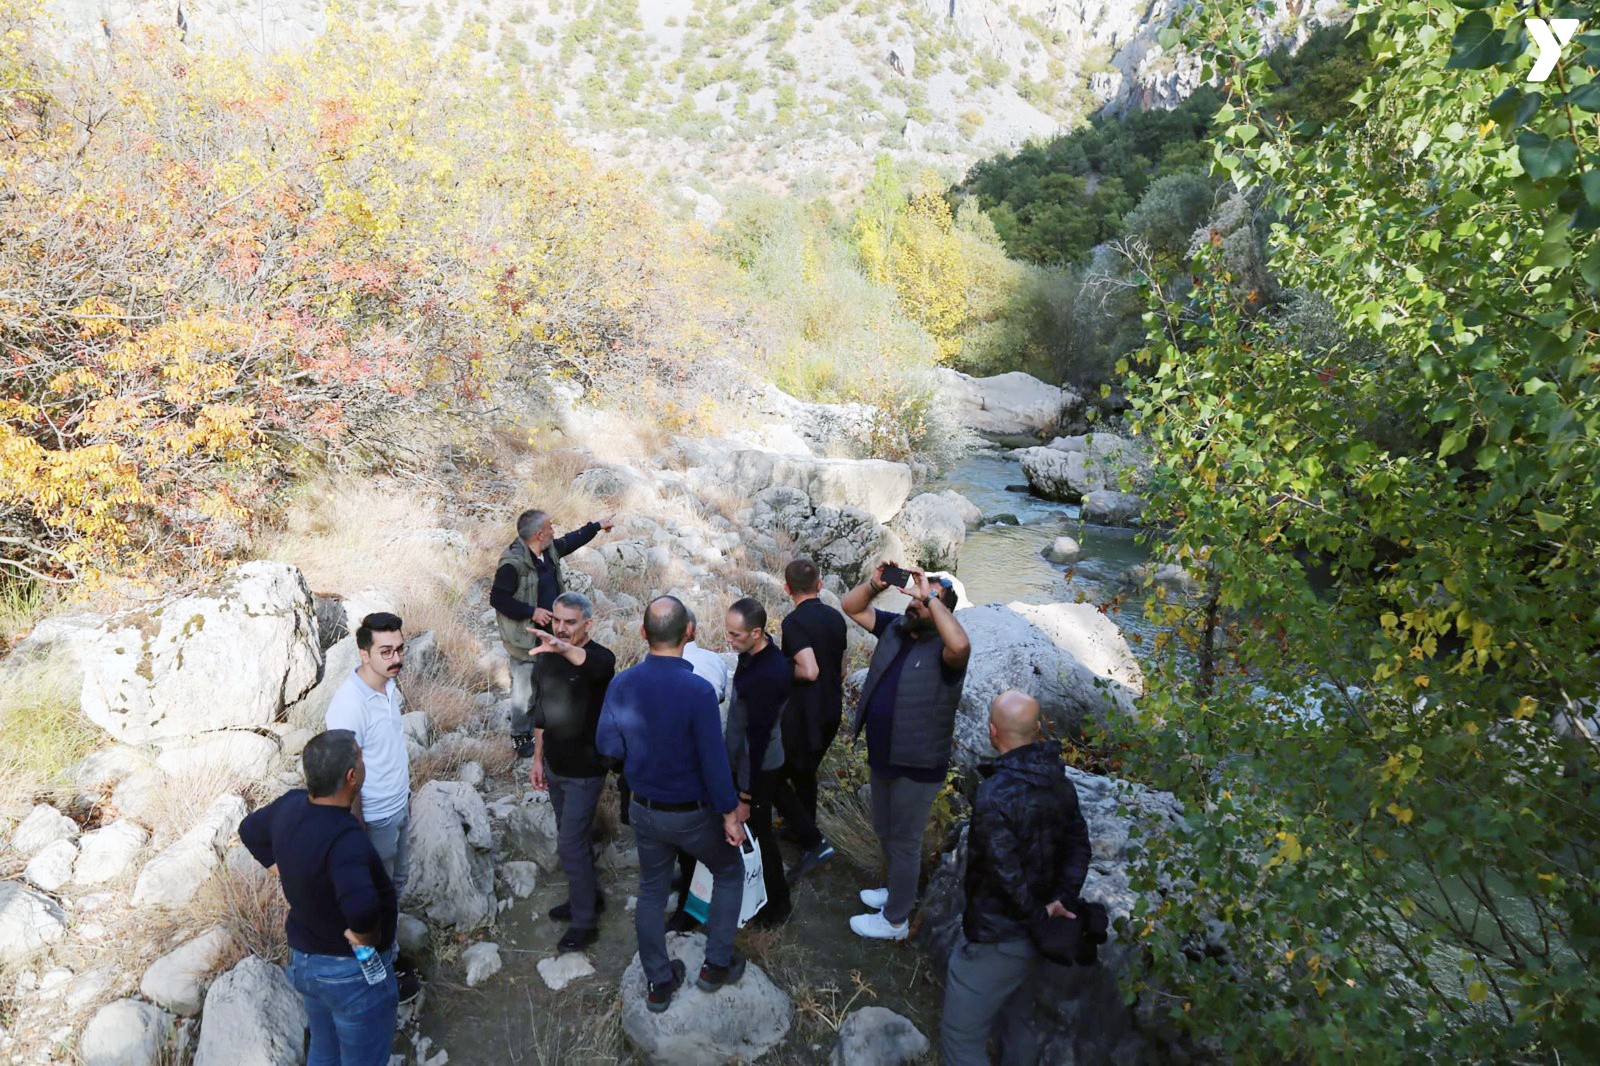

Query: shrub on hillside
[0,10,661,583]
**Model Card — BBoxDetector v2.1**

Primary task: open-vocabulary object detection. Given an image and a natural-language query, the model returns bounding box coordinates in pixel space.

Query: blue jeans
[630,800,741,984]
[288,947,399,1066]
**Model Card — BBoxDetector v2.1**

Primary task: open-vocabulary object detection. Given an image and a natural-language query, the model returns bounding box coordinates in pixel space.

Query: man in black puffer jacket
[940,690,1092,1066]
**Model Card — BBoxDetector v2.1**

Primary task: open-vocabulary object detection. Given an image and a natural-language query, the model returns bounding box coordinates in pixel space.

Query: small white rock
[536,953,595,992]
[500,861,538,899]
[24,839,78,892]
[461,943,501,987]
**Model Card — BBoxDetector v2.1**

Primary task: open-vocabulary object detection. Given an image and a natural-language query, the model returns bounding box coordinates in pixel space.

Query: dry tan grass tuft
[405,675,478,735]
[817,787,881,876]
[138,760,266,846]
[187,862,285,966]
[410,734,515,788]
[401,599,495,695]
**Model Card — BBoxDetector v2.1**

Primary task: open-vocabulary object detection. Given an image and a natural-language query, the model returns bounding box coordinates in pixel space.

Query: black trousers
[771,714,841,850]
[746,769,791,919]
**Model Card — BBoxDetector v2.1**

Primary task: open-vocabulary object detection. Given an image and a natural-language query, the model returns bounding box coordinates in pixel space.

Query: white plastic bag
[683,838,766,928]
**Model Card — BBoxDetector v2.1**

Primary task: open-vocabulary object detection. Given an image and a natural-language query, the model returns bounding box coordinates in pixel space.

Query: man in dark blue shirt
[597,596,748,1013]
[725,597,792,928]
[239,729,398,1066]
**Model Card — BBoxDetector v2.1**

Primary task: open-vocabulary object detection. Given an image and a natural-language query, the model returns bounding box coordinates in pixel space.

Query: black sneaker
[512,733,535,758]
[787,840,836,884]
[666,908,700,934]
[557,926,599,953]
[696,951,747,992]
[647,959,686,1013]
[548,893,606,923]
[396,966,423,1005]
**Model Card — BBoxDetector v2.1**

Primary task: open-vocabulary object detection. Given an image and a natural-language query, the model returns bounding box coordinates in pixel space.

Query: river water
[936,447,1158,648]
[412,445,1157,1064]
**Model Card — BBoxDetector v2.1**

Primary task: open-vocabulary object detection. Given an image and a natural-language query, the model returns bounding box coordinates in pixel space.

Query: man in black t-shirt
[527,591,617,953]
[774,558,849,882]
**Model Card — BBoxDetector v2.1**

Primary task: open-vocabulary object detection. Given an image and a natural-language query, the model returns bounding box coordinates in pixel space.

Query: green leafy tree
[1121,1,1600,1060]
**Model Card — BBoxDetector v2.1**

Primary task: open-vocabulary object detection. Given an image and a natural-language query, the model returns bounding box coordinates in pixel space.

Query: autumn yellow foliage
[0,10,662,582]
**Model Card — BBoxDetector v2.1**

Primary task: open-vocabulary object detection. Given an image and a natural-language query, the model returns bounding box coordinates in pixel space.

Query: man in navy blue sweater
[597,595,748,1013]
[239,730,398,1066]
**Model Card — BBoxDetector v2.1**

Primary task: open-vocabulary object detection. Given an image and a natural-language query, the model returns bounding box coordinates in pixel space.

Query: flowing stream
[936,447,1158,648]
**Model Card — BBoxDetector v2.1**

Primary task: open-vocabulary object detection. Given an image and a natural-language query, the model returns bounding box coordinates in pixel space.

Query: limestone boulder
[748,486,900,587]
[0,881,68,965]
[24,839,78,892]
[132,795,247,908]
[154,731,280,783]
[679,440,913,523]
[73,819,149,885]
[140,926,233,1016]
[1019,433,1146,504]
[6,562,321,743]
[79,998,176,1066]
[949,603,1142,769]
[503,794,561,873]
[831,1007,929,1066]
[462,942,501,987]
[1044,535,1081,563]
[193,955,306,1066]
[620,933,792,1065]
[288,633,357,728]
[8,803,78,858]
[404,780,495,929]
[891,492,973,571]
[1081,489,1145,527]
[936,369,1078,437]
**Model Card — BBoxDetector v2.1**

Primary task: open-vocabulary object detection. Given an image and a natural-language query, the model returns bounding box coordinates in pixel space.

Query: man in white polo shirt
[325,610,420,1001]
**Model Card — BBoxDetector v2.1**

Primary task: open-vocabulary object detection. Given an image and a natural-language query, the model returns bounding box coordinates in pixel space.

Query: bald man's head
[642,595,690,650]
[988,690,1041,753]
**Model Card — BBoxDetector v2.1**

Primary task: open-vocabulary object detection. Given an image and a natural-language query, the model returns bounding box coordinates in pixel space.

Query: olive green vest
[495,540,561,661]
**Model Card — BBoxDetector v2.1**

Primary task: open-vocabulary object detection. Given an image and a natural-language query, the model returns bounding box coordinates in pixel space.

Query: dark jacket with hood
[961,740,1092,945]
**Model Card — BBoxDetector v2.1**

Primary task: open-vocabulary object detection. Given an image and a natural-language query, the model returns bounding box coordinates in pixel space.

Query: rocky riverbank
[0,368,1181,1065]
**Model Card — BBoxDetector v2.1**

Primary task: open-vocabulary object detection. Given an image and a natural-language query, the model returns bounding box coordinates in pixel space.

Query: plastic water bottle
[353,945,387,986]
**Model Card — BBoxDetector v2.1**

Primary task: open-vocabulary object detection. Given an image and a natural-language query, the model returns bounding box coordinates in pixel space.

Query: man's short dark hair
[728,597,767,632]
[356,612,402,651]
[934,579,958,611]
[304,729,359,798]
[643,595,690,649]
[516,509,550,544]
[784,558,820,594]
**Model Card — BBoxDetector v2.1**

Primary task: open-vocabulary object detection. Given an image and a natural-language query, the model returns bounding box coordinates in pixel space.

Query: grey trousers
[940,933,1039,1066]
[547,770,604,927]
[631,801,741,985]
[868,771,942,925]
[508,657,536,735]
[364,807,411,902]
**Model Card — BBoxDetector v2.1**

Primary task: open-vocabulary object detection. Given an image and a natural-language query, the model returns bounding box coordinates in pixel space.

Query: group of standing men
[236,504,1094,1065]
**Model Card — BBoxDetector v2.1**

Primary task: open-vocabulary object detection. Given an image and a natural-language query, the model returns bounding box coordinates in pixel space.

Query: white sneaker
[850,911,909,941]
[858,887,889,910]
